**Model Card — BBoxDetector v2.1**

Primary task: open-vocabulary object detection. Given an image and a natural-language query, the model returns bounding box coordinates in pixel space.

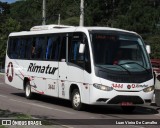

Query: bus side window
[59,35,66,61]
[69,32,85,68]
[46,35,60,61]
[70,41,81,62]
[84,37,91,73]
[8,38,14,59]
[32,37,46,60]
[26,38,32,59]
[35,37,41,59]
[8,38,19,59]
[40,37,47,59]
[46,37,53,59]
[8,37,29,59]
[16,38,20,58]
[7,38,11,58]
[31,38,36,59]
[19,38,27,59]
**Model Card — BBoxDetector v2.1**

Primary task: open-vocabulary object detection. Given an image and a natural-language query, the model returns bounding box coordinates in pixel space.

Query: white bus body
[5,25,154,111]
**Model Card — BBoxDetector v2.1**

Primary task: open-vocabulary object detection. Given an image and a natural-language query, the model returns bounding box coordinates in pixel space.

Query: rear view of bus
[89,28,154,112]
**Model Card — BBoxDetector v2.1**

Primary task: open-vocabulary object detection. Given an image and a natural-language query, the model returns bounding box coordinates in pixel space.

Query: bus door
[68,32,90,103]
[58,34,69,99]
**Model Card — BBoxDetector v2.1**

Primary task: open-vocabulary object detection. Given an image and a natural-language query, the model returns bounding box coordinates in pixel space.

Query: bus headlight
[93,84,113,91]
[143,86,154,92]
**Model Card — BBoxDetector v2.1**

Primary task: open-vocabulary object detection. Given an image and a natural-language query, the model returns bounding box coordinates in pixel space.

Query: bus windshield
[90,32,151,72]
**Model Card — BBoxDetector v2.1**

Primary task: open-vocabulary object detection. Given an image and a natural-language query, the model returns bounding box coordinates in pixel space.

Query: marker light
[93,84,113,91]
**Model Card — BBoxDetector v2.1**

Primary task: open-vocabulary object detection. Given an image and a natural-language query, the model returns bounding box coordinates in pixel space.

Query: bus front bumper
[89,88,154,106]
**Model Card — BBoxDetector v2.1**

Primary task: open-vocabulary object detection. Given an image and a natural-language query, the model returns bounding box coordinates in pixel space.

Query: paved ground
[0,74,160,128]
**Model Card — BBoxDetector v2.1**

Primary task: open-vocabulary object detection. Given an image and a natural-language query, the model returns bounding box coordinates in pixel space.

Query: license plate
[121,102,133,106]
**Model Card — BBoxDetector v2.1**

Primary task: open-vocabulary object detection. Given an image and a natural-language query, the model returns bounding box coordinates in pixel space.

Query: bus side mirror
[79,44,85,54]
[146,45,151,54]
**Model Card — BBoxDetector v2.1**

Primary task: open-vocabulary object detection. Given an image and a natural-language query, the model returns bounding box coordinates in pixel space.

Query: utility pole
[79,0,84,26]
[42,0,46,25]
[58,14,61,25]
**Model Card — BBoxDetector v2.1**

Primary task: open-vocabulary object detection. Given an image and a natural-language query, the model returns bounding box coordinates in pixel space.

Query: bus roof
[9,25,137,37]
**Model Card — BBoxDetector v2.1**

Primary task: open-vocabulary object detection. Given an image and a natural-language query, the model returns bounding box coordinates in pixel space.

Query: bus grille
[107,95,144,104]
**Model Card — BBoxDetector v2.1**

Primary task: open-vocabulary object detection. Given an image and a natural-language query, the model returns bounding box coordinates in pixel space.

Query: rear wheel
[121,106,136,113]
[25,82,32,99]
[71,89,84,110]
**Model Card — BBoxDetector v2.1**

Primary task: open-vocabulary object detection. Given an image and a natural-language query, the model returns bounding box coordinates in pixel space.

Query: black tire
[71,89,84,110]
[121,106,136,113]
[25,81,32,99]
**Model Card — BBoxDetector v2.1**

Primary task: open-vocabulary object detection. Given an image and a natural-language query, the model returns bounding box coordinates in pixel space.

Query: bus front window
[91,32,151,73]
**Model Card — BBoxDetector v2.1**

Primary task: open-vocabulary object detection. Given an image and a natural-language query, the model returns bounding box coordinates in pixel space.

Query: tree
[0,18,21,64]
[0,0,160,62]
[114,0,160,34]
[146,35,160,59]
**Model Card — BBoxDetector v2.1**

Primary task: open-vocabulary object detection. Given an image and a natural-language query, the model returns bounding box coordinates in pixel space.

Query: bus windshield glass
[90,31,151,72]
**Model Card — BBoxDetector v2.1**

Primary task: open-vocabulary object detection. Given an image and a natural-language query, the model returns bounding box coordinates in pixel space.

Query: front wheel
[71,89,84,110]
[25,82,32,99]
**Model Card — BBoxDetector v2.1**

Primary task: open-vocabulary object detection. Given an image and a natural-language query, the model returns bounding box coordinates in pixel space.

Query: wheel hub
[73,93,80,107]
[26,85,30,97]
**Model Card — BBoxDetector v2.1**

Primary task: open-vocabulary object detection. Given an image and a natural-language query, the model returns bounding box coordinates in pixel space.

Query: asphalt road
[0,74,160,128]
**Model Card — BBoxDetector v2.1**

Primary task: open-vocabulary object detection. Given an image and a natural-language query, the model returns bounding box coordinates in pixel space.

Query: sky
[0,0,17,3]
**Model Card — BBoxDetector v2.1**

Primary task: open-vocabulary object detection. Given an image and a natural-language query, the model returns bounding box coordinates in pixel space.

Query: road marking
[9,99,74,128]
[61,125,74,128]
[9,99,74,115]
[0,94,7,98]
[90,117,97,119]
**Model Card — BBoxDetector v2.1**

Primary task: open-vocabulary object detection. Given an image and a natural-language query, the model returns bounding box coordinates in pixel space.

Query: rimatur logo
[6,62,14,82]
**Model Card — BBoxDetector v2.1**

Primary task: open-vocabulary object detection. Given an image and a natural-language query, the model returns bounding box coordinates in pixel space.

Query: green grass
[0,109,54,125]
[0,109,32,119]
[15,113,32,119]
[0,110,32,128]
[0,126,7,128]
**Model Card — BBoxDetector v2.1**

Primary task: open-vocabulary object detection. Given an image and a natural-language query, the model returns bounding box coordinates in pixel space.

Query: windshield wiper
[96,65,131,75]
[96,65,118,70]
[119,62,149,73]
[116,64,131,75]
